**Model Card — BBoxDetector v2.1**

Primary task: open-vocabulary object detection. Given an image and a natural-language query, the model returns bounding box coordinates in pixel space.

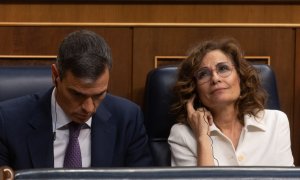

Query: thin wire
[53,97,58,141]
[202,110,219,166]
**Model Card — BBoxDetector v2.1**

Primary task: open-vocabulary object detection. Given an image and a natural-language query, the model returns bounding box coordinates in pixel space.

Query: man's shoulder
[99,94,142,120]
[0,90,51,112]
[103,94,140,109]
[0,94,36,108]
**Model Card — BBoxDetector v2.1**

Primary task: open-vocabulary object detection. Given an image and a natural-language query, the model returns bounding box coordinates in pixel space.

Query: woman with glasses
[168,38,294,166]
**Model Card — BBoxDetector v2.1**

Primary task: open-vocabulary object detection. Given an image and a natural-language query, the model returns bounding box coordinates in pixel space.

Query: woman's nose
[211,70,221,84]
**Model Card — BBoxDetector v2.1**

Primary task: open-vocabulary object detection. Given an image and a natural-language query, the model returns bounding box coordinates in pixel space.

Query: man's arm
[125,107,153,166]
[0,110,11,167]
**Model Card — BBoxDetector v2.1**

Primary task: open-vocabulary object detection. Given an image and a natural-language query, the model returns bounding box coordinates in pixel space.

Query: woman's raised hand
[186,95,213,137]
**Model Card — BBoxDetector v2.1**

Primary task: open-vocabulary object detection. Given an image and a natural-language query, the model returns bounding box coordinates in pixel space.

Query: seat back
[143,64,280,166]
[0,66,53,102]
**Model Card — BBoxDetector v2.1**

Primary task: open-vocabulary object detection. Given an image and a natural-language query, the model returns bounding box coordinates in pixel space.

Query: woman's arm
[186,96,214,166]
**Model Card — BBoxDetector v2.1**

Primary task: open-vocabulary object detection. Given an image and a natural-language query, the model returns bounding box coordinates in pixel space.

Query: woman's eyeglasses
[194,62,235,85]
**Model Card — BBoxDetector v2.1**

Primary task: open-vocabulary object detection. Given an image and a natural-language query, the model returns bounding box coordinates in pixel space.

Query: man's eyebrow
[68,88,85,96]
[68,87,107,97]
[95,90,107,96]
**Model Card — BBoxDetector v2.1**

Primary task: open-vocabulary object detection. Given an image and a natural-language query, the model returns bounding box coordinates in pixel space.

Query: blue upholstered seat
[0,66,52,102]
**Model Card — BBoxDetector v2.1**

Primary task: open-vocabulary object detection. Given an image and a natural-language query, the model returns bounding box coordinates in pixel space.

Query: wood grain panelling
[1,4,300,23]
[294,29,300,166]
[133,27,296,163]
[0,26,133,99]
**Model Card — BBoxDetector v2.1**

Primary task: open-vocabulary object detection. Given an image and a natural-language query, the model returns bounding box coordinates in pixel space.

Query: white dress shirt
[51,88,92,168]
[168,109,294,166]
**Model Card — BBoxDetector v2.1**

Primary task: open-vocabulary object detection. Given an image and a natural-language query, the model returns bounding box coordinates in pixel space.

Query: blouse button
[237,155,245,162]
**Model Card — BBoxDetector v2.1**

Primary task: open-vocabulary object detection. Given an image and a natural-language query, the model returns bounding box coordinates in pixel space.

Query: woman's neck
[212,105,239,125]
[212,105,243,149]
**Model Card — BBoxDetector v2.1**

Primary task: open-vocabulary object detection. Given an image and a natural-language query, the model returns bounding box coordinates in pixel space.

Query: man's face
[53,66,109,124]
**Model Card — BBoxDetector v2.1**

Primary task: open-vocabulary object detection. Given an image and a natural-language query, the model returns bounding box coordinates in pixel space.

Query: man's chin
[72,115,91,123]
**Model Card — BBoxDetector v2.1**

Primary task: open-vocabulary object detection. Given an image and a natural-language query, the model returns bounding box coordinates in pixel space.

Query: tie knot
[68,122,83,138]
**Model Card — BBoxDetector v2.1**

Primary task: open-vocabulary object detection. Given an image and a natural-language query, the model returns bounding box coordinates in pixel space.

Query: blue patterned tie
[63,122,83,168]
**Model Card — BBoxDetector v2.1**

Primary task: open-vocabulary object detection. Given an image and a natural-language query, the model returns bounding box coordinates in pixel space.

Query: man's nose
[81,97,95,114]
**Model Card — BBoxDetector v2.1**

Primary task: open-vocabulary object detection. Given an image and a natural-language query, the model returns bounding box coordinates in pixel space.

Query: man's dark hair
[56,30,112,80]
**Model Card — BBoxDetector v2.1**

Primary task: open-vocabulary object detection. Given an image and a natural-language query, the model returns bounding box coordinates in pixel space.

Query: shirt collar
[51,88,92,132]
[209,110,266,135]
[243,111,266,132]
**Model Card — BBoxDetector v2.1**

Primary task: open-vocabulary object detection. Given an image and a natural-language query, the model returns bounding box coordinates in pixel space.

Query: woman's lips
[210,88,226,94]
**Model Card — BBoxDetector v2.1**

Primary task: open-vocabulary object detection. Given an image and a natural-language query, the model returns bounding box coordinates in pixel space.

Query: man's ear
[51,64,60,87]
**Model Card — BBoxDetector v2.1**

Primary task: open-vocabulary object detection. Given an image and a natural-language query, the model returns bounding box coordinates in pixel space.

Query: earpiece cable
[53,95,58,141]
[202,110,219,166]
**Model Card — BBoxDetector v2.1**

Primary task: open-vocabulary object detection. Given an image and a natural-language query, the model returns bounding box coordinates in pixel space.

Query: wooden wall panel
[133,27,297,163]
[294,29,300,167]
[0,26,133,99]
[1,4,300,23]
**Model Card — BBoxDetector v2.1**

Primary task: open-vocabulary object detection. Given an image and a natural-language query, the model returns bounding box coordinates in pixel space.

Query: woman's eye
[197,70,210,79]
[218,65,230,72]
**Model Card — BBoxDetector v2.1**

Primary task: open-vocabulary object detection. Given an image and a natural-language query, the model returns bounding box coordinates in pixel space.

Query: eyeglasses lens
[195,63,233,84]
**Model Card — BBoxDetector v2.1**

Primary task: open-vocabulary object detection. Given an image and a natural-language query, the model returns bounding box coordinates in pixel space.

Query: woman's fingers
[208,115,213,126]
[197,108,213,126]
[186,96,213,136]
[186,95,196,118]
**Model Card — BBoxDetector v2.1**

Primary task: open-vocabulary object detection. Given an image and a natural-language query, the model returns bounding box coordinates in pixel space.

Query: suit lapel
[27,90,54,168]
[25,91,118,168]
[91,103,116,167]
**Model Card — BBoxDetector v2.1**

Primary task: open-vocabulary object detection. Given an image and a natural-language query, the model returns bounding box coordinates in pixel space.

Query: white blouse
[168,109,294,166]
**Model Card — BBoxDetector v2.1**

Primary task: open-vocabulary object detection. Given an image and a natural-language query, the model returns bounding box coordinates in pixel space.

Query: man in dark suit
[0,30,153,170]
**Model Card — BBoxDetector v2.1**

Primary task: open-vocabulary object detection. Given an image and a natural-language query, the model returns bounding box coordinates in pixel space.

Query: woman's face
[195,49,240,110]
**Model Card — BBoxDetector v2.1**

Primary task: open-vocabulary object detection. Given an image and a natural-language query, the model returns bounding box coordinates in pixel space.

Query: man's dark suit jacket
[0,89,153,170]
